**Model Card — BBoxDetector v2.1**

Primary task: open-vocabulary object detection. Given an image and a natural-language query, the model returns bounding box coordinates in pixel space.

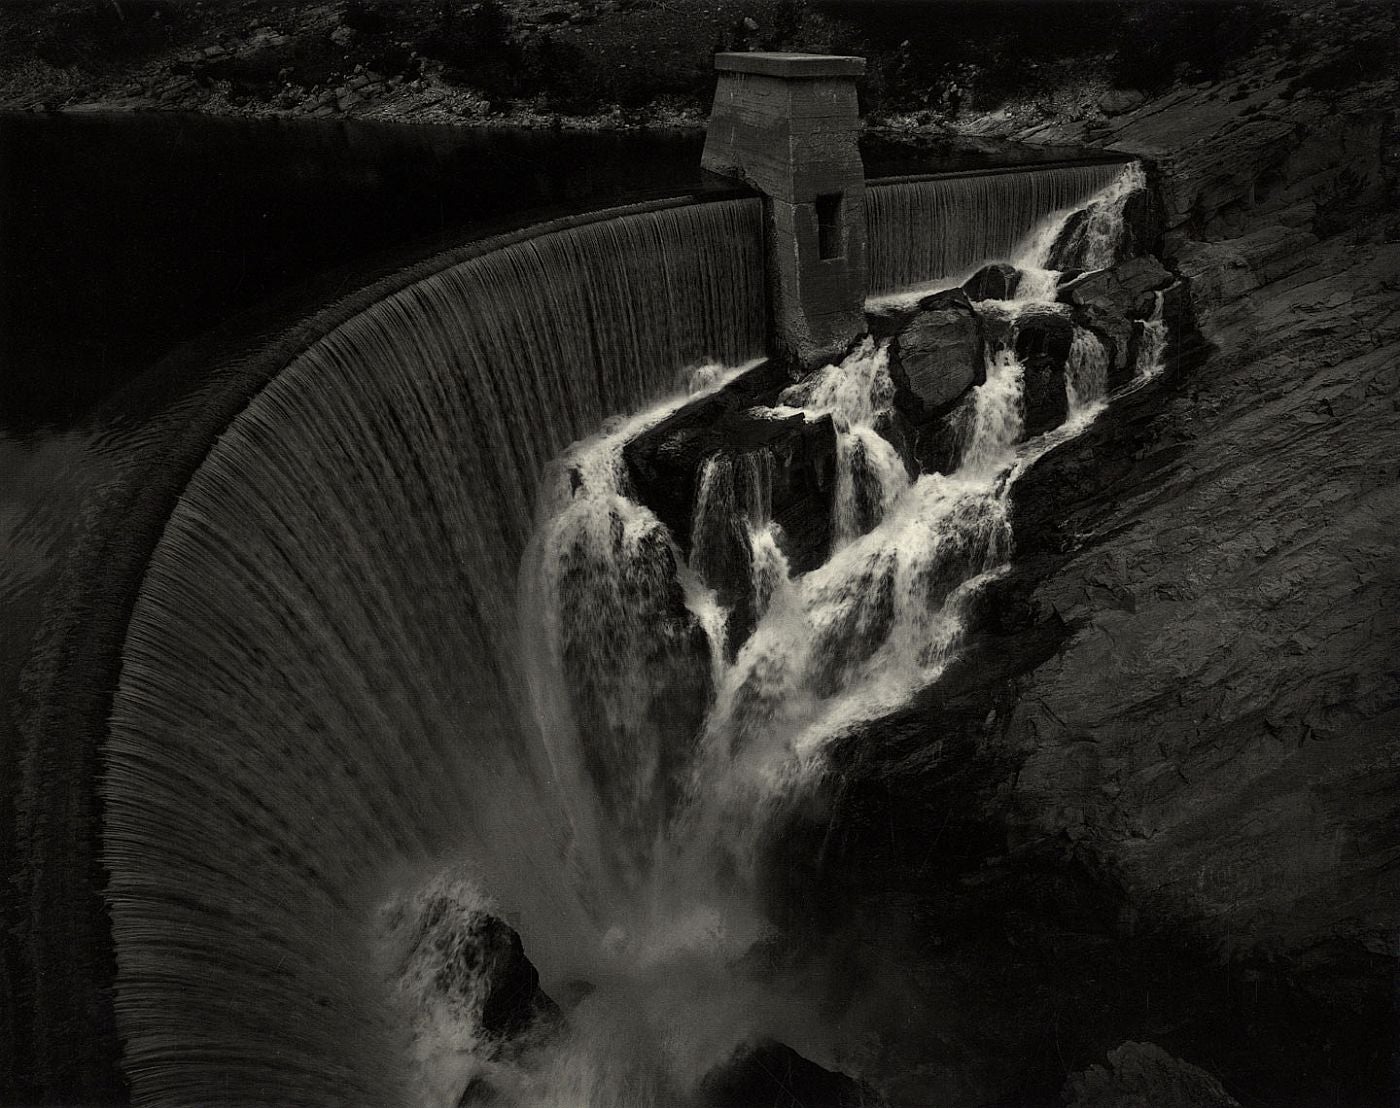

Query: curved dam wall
[18,156,1136,1106]
[14,193,764,1106]
[100,194,766,1107]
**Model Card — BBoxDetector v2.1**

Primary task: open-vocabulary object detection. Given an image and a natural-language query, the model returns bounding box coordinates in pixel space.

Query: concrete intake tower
[702,51,868,370]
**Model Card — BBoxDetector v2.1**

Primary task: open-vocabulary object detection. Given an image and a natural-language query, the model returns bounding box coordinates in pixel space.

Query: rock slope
[768,8,1399,1105]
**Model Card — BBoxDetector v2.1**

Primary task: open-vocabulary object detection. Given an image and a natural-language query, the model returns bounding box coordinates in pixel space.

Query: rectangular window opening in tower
[816,192,844,260]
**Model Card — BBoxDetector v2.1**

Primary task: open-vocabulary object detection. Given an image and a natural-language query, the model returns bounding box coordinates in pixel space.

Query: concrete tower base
[702,52,869,371]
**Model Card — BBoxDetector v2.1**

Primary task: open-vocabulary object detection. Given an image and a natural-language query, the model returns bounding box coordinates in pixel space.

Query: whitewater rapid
[388,161,1169,1108]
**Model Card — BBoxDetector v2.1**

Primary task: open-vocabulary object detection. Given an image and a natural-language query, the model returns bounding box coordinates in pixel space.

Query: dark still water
[0,112,712,430]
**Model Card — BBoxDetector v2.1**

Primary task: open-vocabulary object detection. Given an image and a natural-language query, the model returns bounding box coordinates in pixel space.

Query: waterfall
[102,198,767,1108]
[690,450,774,592]
[100,154,1169,1108]
[1046,161,1149,270]
[864,162,1128,297]
[1067,326,1110,412]
[777,340,907,547]
[483,163,1168,1108]
[1137,292,1170,380]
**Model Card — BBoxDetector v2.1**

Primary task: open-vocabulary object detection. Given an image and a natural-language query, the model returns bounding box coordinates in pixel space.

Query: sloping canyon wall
[770,24,1399,1108]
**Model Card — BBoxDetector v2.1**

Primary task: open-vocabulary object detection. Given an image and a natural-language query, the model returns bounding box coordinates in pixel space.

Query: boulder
[1011,304,1075,366]
[627,407,836,574]
[970,303,1075,441]
[621,362,784,544]
[699,1039,880,1108]
[1056,257,1174,389]
[474,920,561,1043]
[1081,314,1136,390]
[1120,187,1165,258]
[976,305,1074,437]
[1021,353,1070,439]
[757,417,839,573]
[913,404,968,475]
[1059,256,1173,321]
[1098,88,1146,116]
[1063,1042,1241,1107]
[962,262,1022,302]
[403,899,561,1051]
[888,288,986,424]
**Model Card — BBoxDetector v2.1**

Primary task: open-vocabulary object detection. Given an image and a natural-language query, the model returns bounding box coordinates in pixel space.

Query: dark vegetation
[817,0,1282,115]
[1,0,1288,122]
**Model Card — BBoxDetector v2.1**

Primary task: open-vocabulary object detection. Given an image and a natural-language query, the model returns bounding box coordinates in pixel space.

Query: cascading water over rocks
[100,161,1174,1108]
[453,161,1172,1106]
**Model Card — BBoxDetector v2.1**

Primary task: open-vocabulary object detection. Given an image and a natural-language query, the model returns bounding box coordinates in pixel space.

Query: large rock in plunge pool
[699,1039,881,1108]
[393,892,561,1054]
[885,288,986,423]
[1062,1042,1241,1108]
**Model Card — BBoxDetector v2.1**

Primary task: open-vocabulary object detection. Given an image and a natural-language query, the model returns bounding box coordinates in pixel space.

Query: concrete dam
[20,54,1178,1108]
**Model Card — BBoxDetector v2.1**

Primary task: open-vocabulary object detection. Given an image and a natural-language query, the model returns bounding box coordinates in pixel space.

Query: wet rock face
[1059,255,1173,321]
[962,262,1021,302]
[1048,187,1163,271]
[554,512,714,835]
[1120,187,1165,258]
[699,1039,880,1108]
[1005,233,1400,1048]
[401,897,561,1053]
[1063,1042,1240,1108]
[622,364,838,575]
[872,408,918,477]
[1019,353,1069,439]
[912,405,967,475]
[760,19,1399,1103]
[884,288,986,423]
[801,229,1399,1107]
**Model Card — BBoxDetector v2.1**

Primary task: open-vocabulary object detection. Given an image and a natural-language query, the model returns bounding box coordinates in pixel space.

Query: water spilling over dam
[93,139,1171,1106]
[864,161,1129,296]
[102,198,766,1107]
